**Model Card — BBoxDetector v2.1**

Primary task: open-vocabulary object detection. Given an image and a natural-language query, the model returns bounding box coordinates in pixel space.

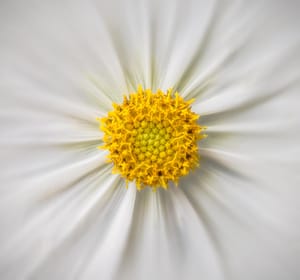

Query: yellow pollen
[98,86,206,191]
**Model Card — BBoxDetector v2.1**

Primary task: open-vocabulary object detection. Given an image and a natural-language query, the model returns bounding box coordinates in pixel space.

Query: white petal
[181,151,300,280]
[117,187,224,280]
[0,158,125,279]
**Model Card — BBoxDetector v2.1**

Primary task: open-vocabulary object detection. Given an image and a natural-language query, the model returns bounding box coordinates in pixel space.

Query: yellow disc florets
[98,86,206,191]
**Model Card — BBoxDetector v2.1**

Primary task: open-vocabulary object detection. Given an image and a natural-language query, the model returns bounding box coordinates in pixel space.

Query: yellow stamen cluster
[99,86,206,190]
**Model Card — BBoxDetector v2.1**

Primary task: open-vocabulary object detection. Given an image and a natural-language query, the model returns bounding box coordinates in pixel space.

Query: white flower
[0,0,299,280]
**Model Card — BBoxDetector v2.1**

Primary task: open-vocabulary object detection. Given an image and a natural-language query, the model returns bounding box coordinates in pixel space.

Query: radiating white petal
[117,187,224,280]
[0,160,125,279]
[81,183,136,280]
[181,152,300,280]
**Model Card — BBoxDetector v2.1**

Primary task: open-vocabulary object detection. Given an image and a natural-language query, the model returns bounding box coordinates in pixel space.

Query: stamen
[98,86,206,191]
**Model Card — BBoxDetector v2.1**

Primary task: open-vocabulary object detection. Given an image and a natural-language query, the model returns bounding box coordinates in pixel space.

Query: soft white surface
[0,0,299,279]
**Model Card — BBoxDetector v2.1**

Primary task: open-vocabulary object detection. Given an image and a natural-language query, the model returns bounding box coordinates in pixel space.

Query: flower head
[0,1,300,280]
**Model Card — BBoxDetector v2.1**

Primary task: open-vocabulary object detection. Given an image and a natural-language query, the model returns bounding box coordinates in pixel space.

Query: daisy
[0,0,299,280]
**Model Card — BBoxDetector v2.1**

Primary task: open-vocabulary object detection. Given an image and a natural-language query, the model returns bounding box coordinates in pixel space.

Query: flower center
[99,86,206,190]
